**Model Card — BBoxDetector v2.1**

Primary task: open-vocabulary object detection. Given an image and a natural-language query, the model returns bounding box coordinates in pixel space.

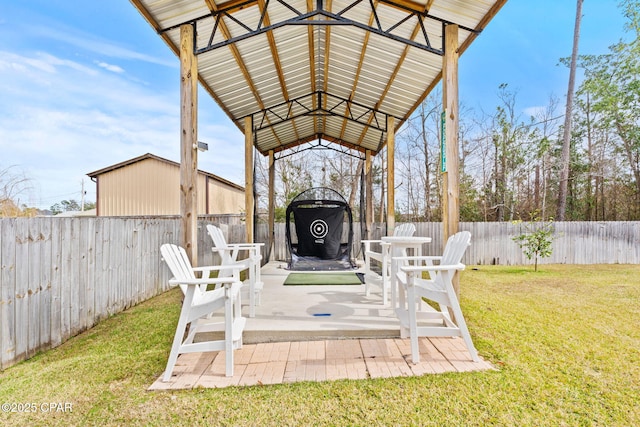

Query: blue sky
[0,1,629,210]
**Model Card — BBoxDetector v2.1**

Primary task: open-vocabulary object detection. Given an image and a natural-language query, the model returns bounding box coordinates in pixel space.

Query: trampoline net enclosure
[285,187,355,270]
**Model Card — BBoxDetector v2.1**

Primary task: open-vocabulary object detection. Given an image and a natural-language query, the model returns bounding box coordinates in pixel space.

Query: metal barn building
[87,153,244,216]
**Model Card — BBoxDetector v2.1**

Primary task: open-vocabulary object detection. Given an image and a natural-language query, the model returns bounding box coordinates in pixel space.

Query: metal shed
[87,153,245,216]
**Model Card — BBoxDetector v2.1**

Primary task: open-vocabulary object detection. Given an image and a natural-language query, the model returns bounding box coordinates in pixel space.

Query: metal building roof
[130,0,507,156]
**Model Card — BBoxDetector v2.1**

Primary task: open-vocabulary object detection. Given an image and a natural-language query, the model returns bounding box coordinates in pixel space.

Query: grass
[1,264,639,426]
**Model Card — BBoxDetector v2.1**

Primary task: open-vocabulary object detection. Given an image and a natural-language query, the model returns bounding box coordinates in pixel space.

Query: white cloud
[95,61,125,73]
[1,49,244,209]
[27,24,177,68]
[0,4,244,209]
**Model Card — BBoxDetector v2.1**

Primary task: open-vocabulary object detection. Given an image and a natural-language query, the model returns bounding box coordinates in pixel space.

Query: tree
[572,0,640,219]
[557,0,584,221]
[0,165,33,217]
[483,84,532,221]
[50,199,94,215]
[396,92,442,221]
[512,216,555,271]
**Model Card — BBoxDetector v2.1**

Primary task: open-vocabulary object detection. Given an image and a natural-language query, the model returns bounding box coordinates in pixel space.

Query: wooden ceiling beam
[215,0,259,13]
[357,23,421,150]
[204,0,283,148]
[339,1,377,142]
[383,0,430,13]
[307,0,318,136]
[320,0,334,138]
[258,0,301,142]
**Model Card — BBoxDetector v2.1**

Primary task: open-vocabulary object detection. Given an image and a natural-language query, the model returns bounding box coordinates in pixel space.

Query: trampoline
[285,187,356,271]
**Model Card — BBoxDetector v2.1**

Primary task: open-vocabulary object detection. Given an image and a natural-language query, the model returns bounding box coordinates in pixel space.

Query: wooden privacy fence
[0,215,237,370]
[265,221,640,265]
[1,217,638,370]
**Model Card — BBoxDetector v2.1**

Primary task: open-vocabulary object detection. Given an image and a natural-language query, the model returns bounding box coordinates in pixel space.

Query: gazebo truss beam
[160,0,478,56]
[250,91,400,135]
[274,138,366,161]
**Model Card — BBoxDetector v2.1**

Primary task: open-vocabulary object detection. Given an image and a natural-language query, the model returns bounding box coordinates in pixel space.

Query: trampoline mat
[288,254,355,271]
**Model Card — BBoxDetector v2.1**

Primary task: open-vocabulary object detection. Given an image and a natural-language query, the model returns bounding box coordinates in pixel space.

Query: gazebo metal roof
[131,0,507,156]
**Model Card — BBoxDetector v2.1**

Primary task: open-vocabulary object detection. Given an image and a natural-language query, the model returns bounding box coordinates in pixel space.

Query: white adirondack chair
[160,244,246,381]
[394,231,479,364]
[362,223,416,304]
[206,224,264,318]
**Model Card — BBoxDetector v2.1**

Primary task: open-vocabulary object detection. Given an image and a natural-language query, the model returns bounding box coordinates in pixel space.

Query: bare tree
[0,165,33,217]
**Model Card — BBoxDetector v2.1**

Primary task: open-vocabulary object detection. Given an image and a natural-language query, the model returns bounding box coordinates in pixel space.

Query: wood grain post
[365,149,373,240]
[386,116,395,235]
[180,23,198,265]
[443,23,460,296]
[245,117,254,243]
[268,150,275,260]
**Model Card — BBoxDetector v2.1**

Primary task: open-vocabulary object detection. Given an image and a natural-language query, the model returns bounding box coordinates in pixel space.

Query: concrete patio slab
[149,262,493,390]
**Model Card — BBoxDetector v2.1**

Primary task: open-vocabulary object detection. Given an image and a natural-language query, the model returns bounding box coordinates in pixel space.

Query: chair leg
[406,279,421,364]
[233,288,243,348]
[224,288,234,377]
[445,292,479,362]
[248,275,256,318]
[381,269,389,305]
[163,300,192,382]
[255,256,263,305]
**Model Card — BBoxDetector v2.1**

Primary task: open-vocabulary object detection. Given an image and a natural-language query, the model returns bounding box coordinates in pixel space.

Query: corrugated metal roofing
[130,0,507,156]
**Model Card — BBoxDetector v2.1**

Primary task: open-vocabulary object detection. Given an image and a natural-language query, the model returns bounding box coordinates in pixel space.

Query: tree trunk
[557,0,583,220]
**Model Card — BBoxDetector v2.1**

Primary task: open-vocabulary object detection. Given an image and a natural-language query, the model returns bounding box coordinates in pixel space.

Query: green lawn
[1,265,639,426]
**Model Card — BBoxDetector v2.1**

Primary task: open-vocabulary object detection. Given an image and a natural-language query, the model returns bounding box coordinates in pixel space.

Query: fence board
[94,218,108,323]
[14,219,29,363]
[50,218,62,348]
[59,218,72,347]
[1,219,16,367]
[27,219,40,357]
[108,218,120,315]
[39,218,52,353]
[27,219,41,358]
[87,219,97,330]
[71,218,84,336]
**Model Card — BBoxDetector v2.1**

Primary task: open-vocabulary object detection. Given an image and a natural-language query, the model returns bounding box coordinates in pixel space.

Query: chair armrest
[213,244,263,260]
[399,263,465,273]
[193,262,248,278]
[168,277,242,287]
[224,243,264,250]
[392,255,442,263]
[192,263,244,272]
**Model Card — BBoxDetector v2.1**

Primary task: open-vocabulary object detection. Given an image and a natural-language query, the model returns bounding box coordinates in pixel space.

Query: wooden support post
[386,116,395,235]
[365,149,373,240]
[245,117,254,243]
[443,23,460,295]
[268,150,275,261]
[180,23,198,265]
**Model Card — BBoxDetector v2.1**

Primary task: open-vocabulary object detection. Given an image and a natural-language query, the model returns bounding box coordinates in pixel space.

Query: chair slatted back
[161,243,198,296]
[207,225,227,250]
[441,231,471,267]
[206,224,237,277]
[394,223,416,237]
